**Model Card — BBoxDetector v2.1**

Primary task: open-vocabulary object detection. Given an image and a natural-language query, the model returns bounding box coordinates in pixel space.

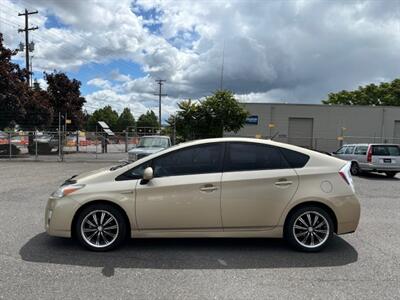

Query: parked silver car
[332,144,400,177]
[128,136,171,161]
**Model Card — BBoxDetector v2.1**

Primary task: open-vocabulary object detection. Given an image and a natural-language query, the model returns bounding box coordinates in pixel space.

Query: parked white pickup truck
[128,135,171,161]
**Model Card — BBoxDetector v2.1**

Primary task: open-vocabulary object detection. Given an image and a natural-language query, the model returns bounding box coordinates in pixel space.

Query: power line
[154,79,167,129]
[18,8,38,86]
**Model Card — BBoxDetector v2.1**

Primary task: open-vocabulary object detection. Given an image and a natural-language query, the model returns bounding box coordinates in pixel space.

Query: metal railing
[0,129,162,161]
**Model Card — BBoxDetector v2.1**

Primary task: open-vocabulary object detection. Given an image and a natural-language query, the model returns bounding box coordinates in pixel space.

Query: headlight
[51,184,85,198]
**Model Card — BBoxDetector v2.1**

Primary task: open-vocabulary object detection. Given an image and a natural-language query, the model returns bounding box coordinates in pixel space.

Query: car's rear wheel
[285,206,334,252]
[350,162,361,176]
[385,171,397,178]
[75,204,127,251]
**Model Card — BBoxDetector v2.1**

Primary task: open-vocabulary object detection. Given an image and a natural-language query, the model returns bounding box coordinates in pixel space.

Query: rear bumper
[359,163,400,172]
[335,194,361,235]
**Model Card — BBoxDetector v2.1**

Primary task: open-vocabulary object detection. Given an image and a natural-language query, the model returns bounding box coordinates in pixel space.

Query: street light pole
[154,80,167,130]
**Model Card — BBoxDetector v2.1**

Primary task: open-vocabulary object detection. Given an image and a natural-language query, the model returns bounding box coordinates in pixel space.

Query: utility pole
[154,79,167,130]
[18,9,38,86]
[29,55,33,87]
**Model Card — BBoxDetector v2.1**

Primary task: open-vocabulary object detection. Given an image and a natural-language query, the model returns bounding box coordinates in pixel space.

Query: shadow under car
[20,233,358,275]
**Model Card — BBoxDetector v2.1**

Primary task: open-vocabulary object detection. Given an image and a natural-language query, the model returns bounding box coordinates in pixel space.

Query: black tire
[350,162,360,176]
[74,204,127,251]
[385,172,397,178]
[284,206,334,252]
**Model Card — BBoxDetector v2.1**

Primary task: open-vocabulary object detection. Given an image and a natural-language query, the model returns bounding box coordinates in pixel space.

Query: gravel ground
[0,162,399,299]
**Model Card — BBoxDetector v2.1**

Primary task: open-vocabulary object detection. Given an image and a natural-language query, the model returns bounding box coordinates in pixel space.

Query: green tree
[137,110,158,128]
[45,72,86,129]
[0,33,29,129]
[172,99,201,140]
[172,90,248,140]
[116,107,136,132]
[323,79,400,106]
[87,105,119,131]
[22,81,54,130]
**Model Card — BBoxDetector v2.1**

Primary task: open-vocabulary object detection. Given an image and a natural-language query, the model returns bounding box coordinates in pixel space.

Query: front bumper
[45,196,80,238]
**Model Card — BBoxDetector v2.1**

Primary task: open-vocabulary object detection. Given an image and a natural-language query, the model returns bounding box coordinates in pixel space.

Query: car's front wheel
[75,204,127,251]
[285,206,334,252]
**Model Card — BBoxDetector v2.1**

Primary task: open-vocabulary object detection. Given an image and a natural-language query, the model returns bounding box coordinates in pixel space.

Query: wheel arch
[71,200,131,238]
[283,201,338,234]
[350,160,360,167]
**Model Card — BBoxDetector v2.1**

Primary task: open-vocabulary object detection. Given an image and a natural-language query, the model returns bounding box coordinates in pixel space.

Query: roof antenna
[219,39,225,90]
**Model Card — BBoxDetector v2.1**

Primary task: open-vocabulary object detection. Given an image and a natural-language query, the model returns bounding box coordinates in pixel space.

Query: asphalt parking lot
[1,162,399,299]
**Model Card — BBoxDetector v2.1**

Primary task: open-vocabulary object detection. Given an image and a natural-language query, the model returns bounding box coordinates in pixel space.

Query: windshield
[137,137,169,148]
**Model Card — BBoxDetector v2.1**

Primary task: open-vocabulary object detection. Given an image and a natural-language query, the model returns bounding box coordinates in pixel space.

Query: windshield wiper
[110,160,130,171]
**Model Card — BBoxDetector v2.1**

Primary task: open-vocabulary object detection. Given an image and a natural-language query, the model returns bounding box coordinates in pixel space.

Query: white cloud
[87,78,112,89]
[2,0,400,121]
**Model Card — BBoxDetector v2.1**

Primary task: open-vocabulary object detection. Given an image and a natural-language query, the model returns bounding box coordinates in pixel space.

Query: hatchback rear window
[372,145,400,156]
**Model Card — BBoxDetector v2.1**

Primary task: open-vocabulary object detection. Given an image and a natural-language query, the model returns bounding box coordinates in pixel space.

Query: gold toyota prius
[45,138,360,252]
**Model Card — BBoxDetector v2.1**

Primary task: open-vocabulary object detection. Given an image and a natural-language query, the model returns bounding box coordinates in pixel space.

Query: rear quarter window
[279,148,310,168]
[372,145,400,156]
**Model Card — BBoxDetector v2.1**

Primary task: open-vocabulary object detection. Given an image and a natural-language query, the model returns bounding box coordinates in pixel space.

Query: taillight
[367,146,372,162]
[339,171,350,185]
[339,162,355,192]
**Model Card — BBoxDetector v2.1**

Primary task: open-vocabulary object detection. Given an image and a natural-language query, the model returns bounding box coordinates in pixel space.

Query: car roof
[170,137,327,156]
[121,136,345,173]
[343,143,399,146]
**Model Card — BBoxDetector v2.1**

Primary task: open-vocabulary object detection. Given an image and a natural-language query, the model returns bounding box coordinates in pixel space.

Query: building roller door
[288,118,314,149]
[394,121,400,144]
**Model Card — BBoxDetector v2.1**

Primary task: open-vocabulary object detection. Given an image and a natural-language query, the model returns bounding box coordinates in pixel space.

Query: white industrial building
[226,103,400,152]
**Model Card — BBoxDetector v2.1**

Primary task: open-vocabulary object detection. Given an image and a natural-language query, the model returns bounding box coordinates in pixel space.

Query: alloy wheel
[80,210,119,248]
[292,211,330,249]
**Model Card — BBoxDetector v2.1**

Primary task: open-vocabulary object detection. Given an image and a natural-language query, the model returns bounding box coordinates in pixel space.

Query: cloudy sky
[1,0,400,122]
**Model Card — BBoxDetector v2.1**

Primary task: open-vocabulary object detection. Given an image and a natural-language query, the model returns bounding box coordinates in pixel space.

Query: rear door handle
[274,180,293,186]
[120,190,134,194]
[200,184,218,192]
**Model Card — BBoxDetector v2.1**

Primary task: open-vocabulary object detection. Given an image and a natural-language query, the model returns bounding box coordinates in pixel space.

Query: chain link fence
[0,128,162,162]
[1,130,400,162]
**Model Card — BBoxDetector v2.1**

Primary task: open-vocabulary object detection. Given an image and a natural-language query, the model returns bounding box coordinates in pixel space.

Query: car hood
[71,166,117,184]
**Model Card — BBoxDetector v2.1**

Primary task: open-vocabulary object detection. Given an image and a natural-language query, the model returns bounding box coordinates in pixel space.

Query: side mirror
[143,167,153,181]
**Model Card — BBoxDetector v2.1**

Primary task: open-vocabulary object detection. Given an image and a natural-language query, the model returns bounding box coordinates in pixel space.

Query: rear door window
[224,142,290,172]
[354,146,368,155]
